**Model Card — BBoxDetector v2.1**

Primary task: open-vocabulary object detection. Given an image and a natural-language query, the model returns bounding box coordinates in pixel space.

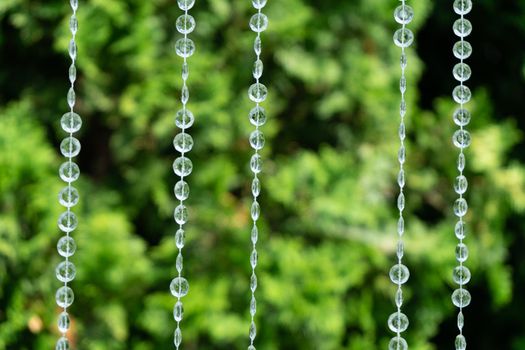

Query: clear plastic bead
[249,130,265,150]
[175,229,185,249]
[248,346,256,350]
[174,204,189,225]
[248,83,268,103]
[70,0,78,11]
[250,154,263,174]
[175,109,195,129]
[252,0,267,9]
[457,153,466,171]
[58,312,71,332]
[253,59,263,79]
[173,156,193,177]
[249,13,268,33]
[394,5,414,25]
[67,88,76,108]
[181,85,189,104]
[454,198,468,217]
[250,296,257,316]
[399,76,406,93]
[393,28,414,48]
[389,264,410,284]
[453,18,472,37]
[68,64,76,84]
[455,334,467,350]
[56,337,70,350]
[250,249,258,268]
[399,100,406,117]
[388,336,408,350]
[176,253,183,272]
[174,327,182,347]
[254,36,262,55]
[174,180,190,201]
[251,201,260,220]
[453,63,472,82]
[453,108,471,126]
[174,133,194,153]
[249,321,257,340]
[455,243,469,262]
[61,112,82,133]
[453,41,472,59]
[388,312,409,333]
[57,236,77,257]
[397,193,405,211]
[60,137,81,157]
[249,106,267,126]
[58,211,78,233]
[453,85,472,104]
[457,311,464,330]
[454,175,468,194]
[69,15,78,35]
[251,224,258,244]
[397,169,405,188]
[453,0,473,15]
[252,178,261,197]
[68,39,77,60]
[170,277,189,297]
[455,221,467,239]
[176,14,196,34]
[400,53,407,69]
[56,261,76,283]
[174,301,184,322]
[59,162,80,183]
[182,62,189,80]
[177,0,195,11]
[452,288,471,308]
[396,241,404,260]
[397,217,405,236]
[56,286,74,308]
[175,38,196,58]
[398,146,406,164]
[395,289,403,308]
[453,265,471,285]
[453,130,472,148]
[250,273,257,291]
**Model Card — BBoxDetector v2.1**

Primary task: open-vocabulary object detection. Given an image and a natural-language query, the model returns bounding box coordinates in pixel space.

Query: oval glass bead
[175,109,195,129]
[174,180,190,201]
[58,211,78,233]
[174,301,184,322]
[61,112,82,133]
[58,312,71,332]
[56,261,76,283]
[249,106,267,126]
[251,224,258,244]
[175,228,185,249]
[452,85,471,104]
[173,156,193,177]
[248,83,268,103]
[454,175,468,194]
[252,0,267,9]
[57,236,77,257]
[170,277,189,297]
[67,88,76,108]
[250,249,258,268]
[249,321,257,340]
[250,296,257,316]
[68,64,76,84]
[455,334,467,350]
[455,243,469,262]
[394,5,414,25]
[453,129,472,148]
[393,28,414,48]
[388,337,408,350]
[175,38,196,58]
[56,337,70,350]
[177,0,195,10]
[251,201,260,221]
[457,153,466,171]
[60,137,81,157]
[453,265,471,285]
[453,198,468,217]
[56,286,75,308]
[69,15,78,34]
[249,130,265,150]
[249,13,269,33]
[68,39,77,60]
[453,41,472,59]
[253,59,263,79]
[453,0,473,15]
[388,312,409,333]
[395,289,403,308]
[174,204,189,225]
[453,108,471,126]
[453,63,472,82]
[250,273,257,291]
[455,221,467,240]
[250,154,263,174]
[452,288,472,307]
[176,253,183,272]
[174,133,194,153]
[389,264,410,284]
[453,18,472,37]
[59,162,80,183]
[252,178,261,197]
[176,14,196,35]
[174,327,182,347]
[254,36,262,55]
[457,311,465,330]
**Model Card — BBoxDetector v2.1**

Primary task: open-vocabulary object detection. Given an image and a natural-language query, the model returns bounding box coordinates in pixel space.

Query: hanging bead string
[246,0,269,349]
[388,2,414,349]
[55,0,81,349]
[451,1,473,349]
[170,0,196,348]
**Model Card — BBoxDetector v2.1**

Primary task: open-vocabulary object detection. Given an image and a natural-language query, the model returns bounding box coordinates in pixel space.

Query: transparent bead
[400,53,407,69]
[56,286,74,308]
[457,153,466,171]
[249,13,268,33]
[394,5,414,25]
[56,337,70,350]
[453,18,472,37]
[453,130,472,148]
[388,312,409,333]
[174,204,188,225]
[60,137,81,157]
[182,62,189,80]
[457,311,464,330]
[59,162,80,183]
[250,249,258,268]
[251,201,260,221]
[252,178,261,197]
[455,334,467,350]
[250,296,257,316]
[453,0,473,15]
[170,277,189,297]
[56,261,76,283]
[69,15,78,35]
[397,217,404,236]
[248,83,268,103]
[254,36,262,55]
[454,198,468,217]
[57,236,76,257]
[397,169,405,188]
[455,221,467,239]
[174,301,184,322]
[253,59,263,79]
[250,154,262,174]
[396,241,404,259]
[173,156,193,177]
[248,346,256,350]
[456,243,469,262]
[61,112,82,133]
[175,229,185,249]
[393,28,414,48]
[453,41,472,59]
[249,106,267,126]
[249,321,257,340]
[397,193,405,211]
[176,14,196,34]
[175,38,196,58]
[67,87,76,108]
[174,327,182,347]
[454,175,468,194]
[70,0,78,11]
[174,180,190,200]
[58,312,71,332]
[58,211,78,233]
[174,133,194,153]
[452,288,471,307]
[399,76,406,93]
[249,130,265,150]
[252,0,267,9]
[453,108,471,126]
[69,64,76,84]
[453,63,471,82]
[68,39,77,60]
[395,289,403,308]
[175,109,195,129]
[250,273,257,291]
[398,146,406,164]
[389,264,410,284]
[176,253,183,272]
[251,224,258,244]
[181,85,189,104]
[453,265,471,285]
[177,0,195,10]
[388,336,408,350]
[399,100,406,117]
[453,85,471,104]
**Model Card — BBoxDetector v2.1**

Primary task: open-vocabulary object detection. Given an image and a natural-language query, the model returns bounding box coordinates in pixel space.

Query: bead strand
[246,1,269,349]
[388,2,414,350]
[451,1,473,349]
[170,0,196,348]
[55,0,81,349]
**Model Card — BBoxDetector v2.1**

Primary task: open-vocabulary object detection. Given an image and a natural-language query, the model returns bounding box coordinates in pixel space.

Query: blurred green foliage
[1,0,525,349]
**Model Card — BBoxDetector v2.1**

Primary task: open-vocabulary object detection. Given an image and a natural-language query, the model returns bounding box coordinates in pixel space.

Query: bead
[252,178,261,197]
[68,39,77,60]
[61,112,82,133]
[397,217,404,236]
[454,175,468,194]
[58,312,71,332]
[175,229,185,249]
[70,0,78,11]
[253,59,263,79]
[452,288,471,308]
[176,14,196,34]
[68,64,76,83]
[182,62,189,80]
[453,41,472,59]
[177,0,195,11]
[170,277,189,297]
[453,18,472,37]
[67,87,76,108]
[457,153,466,171]
[248,346,256,350]
[174,180,190,200]
[56,261,76,283]
[249,130,265,150]
[399,76,406,93]
[250,273,257,291]
[455,243,469,262]
[453,0,473,15]
[251,201,260,221]
[60,137,81,157]
[453,198,468,217]
[399,100,406,117]
[58,211,78,233]
[395,289,403,308]
[174,327,182,347]
[250,154,263,174]
[397,193,405,211]
[250,296,257,316]
[174,204,189,225]
[249,13,268,33]
[56,286,74,308]
[249,106,267,126]
[453,130,472,149]
[57,236,77,257]
[59,162,80,183]
[388,336,408,350]
[393,28,414,48]
[453,108,471,126]
[56,337,70,350]
[181,85,189,104]
[254,36,262,56]
[455,334,467,350]
[69,15,78,35]
[250,249,258,268]
[249,321,257,340]
[453,265,471,285]
[400,53,407,69]
[248,83,268,103]
[174,133,194,153]
[396,241,404,259]
[457,311,464,330]
[398,145,406,164]
[176,253,183,272]
[175,38,196,58]
[174,301,184,322]
[455,221,467,239]
[397,169,405,188]
[394,5,414,25]
[251,224,259,244]
[252,0,267,9]
[388,312,409,333]
[175,109,195,129]
[389,264,410,285]
[453,63,472,82]
[452,85,472,104]
[173,156,193,177]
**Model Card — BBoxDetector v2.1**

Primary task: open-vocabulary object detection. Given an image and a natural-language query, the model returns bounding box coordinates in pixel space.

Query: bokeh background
[1,0,525,349]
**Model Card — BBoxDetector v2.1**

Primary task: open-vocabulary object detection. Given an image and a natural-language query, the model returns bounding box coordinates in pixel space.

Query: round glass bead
[455,243,469,262]
[453,85,471,104]
[453,0,473,15]
[250,154,263,174]
[249,130,265,150]
[393,28,414,48]
[57,236,77,257]
[453,130,472,148]
[175,228,185,249]
[453,108,471,126]
[452,288,471,308]
[453,18,472,37]
[174,180,190,201]
[56,261,76,283]
[58,211,78,233]
[253,59,263,79]
[252,0,267,9]
[175,109,195,129]
[174,204,188,225]
[454,198,468,217]
[173,156,193,177]
[175,38,196,58]
[249,13,269,33]
[176,14,196,34]
[56,337,70,350]
[453,63,472,82]
[56,286,74,308]
[454,175,468,194]
[453,41,472,59]
[249,106,267,126]
[60,137,81,157]
[170,277,189,297]
[388,336,408,350]
[61,112,82,133]
[389,264,410,285]
[388,312,409,333]
[455,335,467,350]
[248,83,268,103]
[455,221,467,239]
[174,133,194,153]
[453,265,471,285]
[174,301,184,321]
[58,312,71,332]
[177,0,195,10]
[394,5,414,25]
[59,162,80,183]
